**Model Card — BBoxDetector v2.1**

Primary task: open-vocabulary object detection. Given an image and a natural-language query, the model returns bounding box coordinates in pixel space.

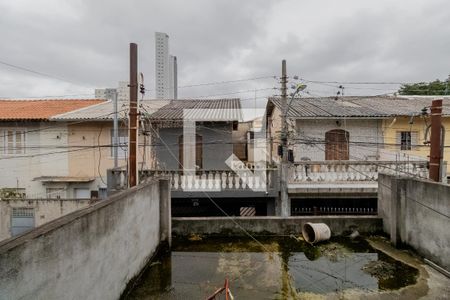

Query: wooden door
[325,129,349,160]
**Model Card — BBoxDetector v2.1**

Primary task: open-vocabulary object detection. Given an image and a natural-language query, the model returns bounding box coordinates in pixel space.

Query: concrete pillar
[183,120,196,174]
[390,177,406,247]
[159,179,172,247]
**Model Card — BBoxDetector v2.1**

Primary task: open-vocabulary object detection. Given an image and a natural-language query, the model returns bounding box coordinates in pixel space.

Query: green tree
[399,76,450,95]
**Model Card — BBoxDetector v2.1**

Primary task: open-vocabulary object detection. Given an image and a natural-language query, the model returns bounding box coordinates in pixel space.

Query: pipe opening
[302,223,316,243]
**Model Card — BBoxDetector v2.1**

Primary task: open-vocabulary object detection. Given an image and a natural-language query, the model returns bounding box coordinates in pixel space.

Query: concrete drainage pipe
[302,222,331,244]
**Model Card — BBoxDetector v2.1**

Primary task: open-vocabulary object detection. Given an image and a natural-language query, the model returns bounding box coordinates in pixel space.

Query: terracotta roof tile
[0,99,105,120]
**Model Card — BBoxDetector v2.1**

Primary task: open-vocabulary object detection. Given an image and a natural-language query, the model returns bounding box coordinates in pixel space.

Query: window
[1,129,26,155]
[397,131,418,151]
[111,129,128,158]
[248,131,255,141]
[325,129,349,160]
[400,131,412,150]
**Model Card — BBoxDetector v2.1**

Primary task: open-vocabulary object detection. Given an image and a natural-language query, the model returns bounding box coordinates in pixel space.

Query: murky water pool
[125,236,418,299]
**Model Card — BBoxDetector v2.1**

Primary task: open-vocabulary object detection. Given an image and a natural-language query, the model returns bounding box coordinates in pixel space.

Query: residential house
[349,96,450,178]
[0,99,104,199]
[50,99,169,197]
[265,96,437,215]
[109,99,279,216]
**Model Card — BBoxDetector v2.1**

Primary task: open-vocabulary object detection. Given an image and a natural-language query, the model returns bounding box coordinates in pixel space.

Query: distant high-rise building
[155,32,177,99]
[94,81,130,102]
[117,81,130,102]
[169,55,177,99]
[95,88,116,100]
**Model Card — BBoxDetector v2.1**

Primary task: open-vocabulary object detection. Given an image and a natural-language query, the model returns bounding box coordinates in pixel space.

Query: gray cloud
[0,0,449,102]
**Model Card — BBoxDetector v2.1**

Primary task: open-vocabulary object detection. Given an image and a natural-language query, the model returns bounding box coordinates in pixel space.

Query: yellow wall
[382,116,450,174]
[67,122,154,179]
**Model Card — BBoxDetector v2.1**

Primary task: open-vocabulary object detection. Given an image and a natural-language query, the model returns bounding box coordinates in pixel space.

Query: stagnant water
[125,236,418,299]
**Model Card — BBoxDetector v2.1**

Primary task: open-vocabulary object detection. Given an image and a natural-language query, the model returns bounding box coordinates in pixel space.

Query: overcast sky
[1,0,449,106]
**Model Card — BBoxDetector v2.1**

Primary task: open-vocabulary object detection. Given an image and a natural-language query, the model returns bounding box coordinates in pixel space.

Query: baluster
[227,172,233,189]
[172,172,178,189]
[186,174,192,190]
[206,171,212,190]
[213,171,220,190]
[221,172,226,189]
[241,171,247,189]
[201,172,206,189]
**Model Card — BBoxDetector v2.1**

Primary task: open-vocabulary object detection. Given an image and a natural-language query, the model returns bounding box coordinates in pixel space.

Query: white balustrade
[289,161,429,184]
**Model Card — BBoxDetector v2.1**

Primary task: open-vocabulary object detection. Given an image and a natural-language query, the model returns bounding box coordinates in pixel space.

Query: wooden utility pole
[429,99,443,182]
[128,43,138,187]
[279,59,290,217]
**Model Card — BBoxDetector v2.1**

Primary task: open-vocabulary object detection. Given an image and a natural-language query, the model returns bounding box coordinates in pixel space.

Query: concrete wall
[0,199,91,241]
[0,179,171,300]
[378,173,450,270]
[295,119,383,161]
[154,123,233,170]
[172,216,382,236]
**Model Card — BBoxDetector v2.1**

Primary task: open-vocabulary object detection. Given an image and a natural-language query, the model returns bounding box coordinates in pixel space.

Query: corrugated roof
[0,99,105,121]
[150,99,243,121]
[269,96,450,118]
[350,96,450,116]
[51,100,170,121]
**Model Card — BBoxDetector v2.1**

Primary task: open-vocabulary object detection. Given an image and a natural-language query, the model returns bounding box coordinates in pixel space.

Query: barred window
[1,129,26,155]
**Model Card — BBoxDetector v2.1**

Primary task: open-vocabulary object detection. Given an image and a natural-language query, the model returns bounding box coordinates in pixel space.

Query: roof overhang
[33,176,95,183]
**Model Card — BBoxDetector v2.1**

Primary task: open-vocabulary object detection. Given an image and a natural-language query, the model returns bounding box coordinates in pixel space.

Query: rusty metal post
[429,99,443,182]
[128,43,138,187]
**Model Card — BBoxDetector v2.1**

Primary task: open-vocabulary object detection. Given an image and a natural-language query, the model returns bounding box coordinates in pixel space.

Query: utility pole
[279,59,290,217]
[113,91,119,169]
[429,99,443,182]
[128,43,138,187]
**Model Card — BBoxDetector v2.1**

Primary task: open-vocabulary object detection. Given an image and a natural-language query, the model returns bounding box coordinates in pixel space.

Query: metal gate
[11,208,35,237]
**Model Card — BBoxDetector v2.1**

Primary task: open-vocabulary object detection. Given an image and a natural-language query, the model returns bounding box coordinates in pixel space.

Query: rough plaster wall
[402,178,450,269]
[295,119,382,161]
[155,124,233,170]
[377,173,392,233]
[0,199,91,241]
[0,182,162,300]
[378,174,450,270]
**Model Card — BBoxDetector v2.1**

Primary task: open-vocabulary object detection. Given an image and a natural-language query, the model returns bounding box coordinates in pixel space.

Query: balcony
[288,160,429,197]
[107,168,279,198]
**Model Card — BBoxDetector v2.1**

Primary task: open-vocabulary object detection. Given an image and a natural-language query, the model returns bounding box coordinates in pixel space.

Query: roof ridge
[51,100,112,120]
[0,98,104,102]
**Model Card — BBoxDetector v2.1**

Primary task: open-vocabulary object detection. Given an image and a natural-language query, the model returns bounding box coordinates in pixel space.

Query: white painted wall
[294,119,383,161]
[0,122,69,198]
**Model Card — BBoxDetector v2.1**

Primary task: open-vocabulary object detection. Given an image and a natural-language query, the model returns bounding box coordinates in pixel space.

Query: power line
[144,75,276,92]
[300,78,407,85]
[0,59,89,87]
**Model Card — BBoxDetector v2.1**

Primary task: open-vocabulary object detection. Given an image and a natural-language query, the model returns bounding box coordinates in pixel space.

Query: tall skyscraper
[155,32,177,99]
[169,55,177,99]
